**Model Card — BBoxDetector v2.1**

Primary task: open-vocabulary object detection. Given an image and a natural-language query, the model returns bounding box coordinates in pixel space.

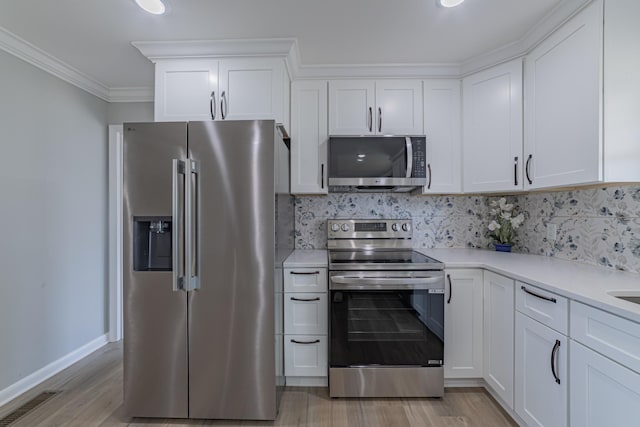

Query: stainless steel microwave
[328,135,427,192]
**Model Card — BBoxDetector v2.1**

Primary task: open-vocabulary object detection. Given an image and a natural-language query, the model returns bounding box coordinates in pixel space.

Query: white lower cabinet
[483,272,514,408]
[444,269,484,378]
[283,267,328,385]
[570,340,640,427]
[515,312,567,427]
[284,335,328,377]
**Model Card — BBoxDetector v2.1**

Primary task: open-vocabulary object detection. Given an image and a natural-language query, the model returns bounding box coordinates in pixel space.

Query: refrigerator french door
[123,120,283,420]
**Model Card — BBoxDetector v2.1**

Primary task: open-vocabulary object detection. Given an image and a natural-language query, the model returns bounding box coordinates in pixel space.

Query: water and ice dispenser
[133,217,172,271]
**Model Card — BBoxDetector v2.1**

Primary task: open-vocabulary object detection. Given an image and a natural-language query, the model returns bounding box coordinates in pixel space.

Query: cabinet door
[154,59,218,122]
[524,0,602,189]
[375,80,423,135]
[463,59,523,193]
[570,340,640,427]
[284,293,328,335]
[515,313,567,427]
[422,80,462,194]
[329,80,375,135]
[284,335,328,377]
[218,58,284,122]
[291,81,328,194]
[444,269,483,378]
[483,272,515,409]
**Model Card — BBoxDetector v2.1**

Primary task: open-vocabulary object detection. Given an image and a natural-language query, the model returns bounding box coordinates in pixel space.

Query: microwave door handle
[405,137,413,178]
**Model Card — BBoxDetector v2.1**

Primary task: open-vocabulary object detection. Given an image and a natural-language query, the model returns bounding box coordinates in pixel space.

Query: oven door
[329,271,444,368]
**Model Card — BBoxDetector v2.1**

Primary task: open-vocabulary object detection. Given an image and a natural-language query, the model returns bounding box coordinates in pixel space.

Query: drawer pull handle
[291,339,320,345]
[290,271,320,275]
[521,286,557,303]
[290,297,321,302]
[551,339,561,385]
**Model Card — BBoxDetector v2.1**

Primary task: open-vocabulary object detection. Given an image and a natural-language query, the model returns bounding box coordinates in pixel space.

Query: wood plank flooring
[0,343,516,426]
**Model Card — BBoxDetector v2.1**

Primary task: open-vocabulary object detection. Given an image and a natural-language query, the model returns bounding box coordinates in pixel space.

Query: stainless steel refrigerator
[122,120,293,420]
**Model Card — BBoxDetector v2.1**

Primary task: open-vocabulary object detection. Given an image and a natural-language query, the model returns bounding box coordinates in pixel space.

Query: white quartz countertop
[283,250,328,268]
[285,248,640,323]
[419,248,640,324]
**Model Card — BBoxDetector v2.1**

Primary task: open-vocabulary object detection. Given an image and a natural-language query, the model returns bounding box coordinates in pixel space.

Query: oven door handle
[330,275,444,290]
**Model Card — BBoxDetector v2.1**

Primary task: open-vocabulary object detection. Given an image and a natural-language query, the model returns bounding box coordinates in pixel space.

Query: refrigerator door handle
[185,159,200,292]
[172,159,186,291]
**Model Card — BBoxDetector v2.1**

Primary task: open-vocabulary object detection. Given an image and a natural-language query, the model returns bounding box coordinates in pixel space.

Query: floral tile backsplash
[294,185,640,274]
[514,185,640,274]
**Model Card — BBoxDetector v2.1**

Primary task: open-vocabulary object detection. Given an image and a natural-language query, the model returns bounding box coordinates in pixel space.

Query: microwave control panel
[411,137,427,178]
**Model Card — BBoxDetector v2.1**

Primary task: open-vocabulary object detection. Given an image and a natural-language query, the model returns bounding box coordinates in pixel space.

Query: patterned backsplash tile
[294,184,640,274]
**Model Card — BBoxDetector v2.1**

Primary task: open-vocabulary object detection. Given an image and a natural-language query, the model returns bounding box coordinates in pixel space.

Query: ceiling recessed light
[439,0,465,7]
[357,154,366,158]
[135,0,166,15]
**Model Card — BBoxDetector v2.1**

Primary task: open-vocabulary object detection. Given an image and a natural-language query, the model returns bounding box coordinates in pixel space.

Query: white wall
[0,49,109,392]
[108,102,153,124]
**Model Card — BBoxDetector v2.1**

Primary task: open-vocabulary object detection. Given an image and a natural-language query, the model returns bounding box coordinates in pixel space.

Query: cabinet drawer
[284,293,328,335]
[284,268,327,292]
[570,301,640,373]
[284,335,328,377]
[516,282,568,334]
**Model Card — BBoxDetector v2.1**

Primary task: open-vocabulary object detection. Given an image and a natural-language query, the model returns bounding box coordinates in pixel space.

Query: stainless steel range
[328,219,445,398]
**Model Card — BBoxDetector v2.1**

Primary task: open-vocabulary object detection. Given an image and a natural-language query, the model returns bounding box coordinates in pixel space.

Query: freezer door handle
[172,159,186,292]
[185,159,200,292]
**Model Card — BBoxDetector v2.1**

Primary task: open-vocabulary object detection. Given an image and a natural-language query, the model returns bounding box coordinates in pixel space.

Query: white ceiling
[0,0,568,90]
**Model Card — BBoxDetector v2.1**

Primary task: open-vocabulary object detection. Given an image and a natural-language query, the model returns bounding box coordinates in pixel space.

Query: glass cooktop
[329,250,444,270]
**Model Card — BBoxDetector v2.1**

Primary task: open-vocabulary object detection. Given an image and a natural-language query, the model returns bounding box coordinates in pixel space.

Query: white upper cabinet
[524,0,602,189]
[374,80,423,135]
[155,59,219,122]
[290,81,329,195]
[524,0,640,188]
[154,57,288,124]
[422,80,462,194]
[329,80,375,135]
[329,80,423,135]
[218,58,285,122]
[463,59,523,193]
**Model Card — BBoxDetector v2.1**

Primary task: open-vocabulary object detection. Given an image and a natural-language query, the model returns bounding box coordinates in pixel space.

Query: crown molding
[292,62,461,80]
[0,26,111,101]
[132,38,298,62]
[108,87,154,103]
[0,0,592,103]
[460,0,592,75]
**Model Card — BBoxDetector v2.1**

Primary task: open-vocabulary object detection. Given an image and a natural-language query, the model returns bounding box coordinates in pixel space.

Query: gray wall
[295,184,640,274]
[108,102,153,124]
[0,49,109,392]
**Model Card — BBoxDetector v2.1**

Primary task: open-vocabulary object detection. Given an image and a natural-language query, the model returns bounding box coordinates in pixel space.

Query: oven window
[329,137,407,178]
[330,290,444,367]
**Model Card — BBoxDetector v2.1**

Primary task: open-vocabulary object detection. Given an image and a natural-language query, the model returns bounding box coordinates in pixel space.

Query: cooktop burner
[329,250,444,270]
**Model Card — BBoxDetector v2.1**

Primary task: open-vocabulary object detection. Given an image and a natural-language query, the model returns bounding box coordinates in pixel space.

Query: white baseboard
[286,376,328,387]
[0,334,109,408]
[444,378,485,388]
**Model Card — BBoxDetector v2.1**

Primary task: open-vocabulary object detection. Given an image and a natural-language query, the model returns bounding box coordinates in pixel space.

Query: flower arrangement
[488,198,525,246]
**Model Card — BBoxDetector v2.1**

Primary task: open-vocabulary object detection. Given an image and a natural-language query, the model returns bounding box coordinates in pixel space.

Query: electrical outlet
[547,223,558,241]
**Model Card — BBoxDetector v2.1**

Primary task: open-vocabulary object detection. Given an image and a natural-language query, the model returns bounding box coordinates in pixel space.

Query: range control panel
[327,219,412,240]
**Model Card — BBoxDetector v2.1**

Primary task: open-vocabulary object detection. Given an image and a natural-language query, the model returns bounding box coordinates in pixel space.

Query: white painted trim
[460,0,592,75]
[109,87,154,103]
[0,1,591,100]
[132,38,298,62]
[294,63,461,79]
[0,334,108,407]
[108,126,124,343]
[0,25,110,101]
[285,377,328,387]
[444,378,485,388]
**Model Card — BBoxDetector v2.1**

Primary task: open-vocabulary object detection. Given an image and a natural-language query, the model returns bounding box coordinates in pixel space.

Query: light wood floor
[0,343,516,426]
